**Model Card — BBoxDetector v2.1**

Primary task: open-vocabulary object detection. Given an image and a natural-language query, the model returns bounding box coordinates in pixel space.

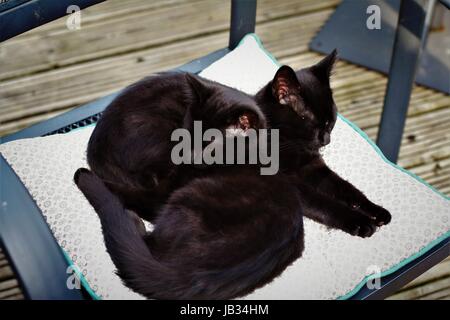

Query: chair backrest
[439,0,450,9]
[229,0,257,49]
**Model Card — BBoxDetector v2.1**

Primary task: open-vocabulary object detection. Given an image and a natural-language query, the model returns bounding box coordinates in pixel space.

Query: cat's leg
[297,161,391,226]
[297,184,378,238]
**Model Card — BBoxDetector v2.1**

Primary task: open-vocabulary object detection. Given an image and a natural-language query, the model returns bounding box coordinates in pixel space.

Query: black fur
[75,167,303,299]
[75,52,391,299]
[255,51,391,237]
[87,72,265,221]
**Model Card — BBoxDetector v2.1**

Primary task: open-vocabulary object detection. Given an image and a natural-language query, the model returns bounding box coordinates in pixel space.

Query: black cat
[255,51,391,238]
[75,52,391,299]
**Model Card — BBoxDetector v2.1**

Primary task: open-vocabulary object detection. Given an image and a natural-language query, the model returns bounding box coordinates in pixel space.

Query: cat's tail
[74,168,178,299]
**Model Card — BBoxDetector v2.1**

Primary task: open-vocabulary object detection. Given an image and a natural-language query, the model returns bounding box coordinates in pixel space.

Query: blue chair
[0,0,448,299]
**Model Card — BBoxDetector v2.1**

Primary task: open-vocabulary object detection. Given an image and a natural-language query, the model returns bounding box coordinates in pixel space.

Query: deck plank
[386,257,450,300]
[0,0,339,82]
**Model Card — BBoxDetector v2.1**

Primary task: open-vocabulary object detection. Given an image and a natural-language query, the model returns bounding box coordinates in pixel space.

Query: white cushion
[1,34,448,300]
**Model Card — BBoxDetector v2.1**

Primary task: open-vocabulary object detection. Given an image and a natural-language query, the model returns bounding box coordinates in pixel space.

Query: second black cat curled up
[75,51,391,299]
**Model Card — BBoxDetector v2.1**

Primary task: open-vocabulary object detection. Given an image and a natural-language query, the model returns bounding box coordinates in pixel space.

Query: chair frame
[0,0,448,300]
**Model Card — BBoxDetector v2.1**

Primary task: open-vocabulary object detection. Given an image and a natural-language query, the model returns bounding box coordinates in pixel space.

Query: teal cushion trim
[337,230,450,299]
[61,250,101,300]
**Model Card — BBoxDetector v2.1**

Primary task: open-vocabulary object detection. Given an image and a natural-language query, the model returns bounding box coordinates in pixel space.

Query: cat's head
[257,50,338,152]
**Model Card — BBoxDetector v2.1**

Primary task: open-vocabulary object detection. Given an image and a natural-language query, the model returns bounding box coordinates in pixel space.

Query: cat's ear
[185,73,211,103]
[310,49,337,83]
[272,65,301,106]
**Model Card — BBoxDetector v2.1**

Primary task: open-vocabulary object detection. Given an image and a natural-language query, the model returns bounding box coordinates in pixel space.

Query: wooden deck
[0,0,448,300]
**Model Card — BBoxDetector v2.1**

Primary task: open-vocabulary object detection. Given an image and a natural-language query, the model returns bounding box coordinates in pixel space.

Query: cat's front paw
[359,203,391,227]
[372,206,391,226]
[341,215,378,238]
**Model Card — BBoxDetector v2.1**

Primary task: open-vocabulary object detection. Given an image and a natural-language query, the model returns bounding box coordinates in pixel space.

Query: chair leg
[376,0,434,163]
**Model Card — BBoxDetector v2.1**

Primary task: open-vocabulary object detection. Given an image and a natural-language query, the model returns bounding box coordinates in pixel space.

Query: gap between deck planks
[0,0,448,300]
[0,248,23,299]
